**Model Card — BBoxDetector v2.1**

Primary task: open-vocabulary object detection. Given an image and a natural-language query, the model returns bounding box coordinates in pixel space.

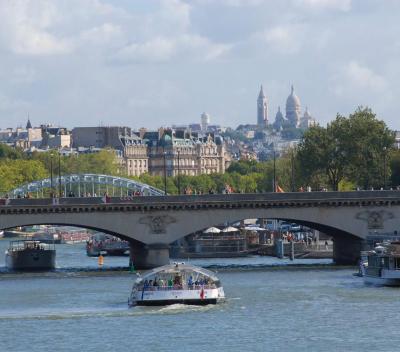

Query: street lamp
[273,148,276,192]
[58,152,62,198]
[177,150,181,195]
[50,153,54,198]
[383,147,387,190]
[163,149,167,195]
[290,149,295,192]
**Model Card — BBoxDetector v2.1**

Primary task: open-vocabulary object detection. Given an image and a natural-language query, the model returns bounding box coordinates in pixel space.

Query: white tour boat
[360,242,400,286]
[129,263,225,306]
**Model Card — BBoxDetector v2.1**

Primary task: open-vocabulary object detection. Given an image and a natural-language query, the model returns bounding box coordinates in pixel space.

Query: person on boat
[173,275,182,288]
[167,278,173,287]
[153,278,159,287]
[188,276,194,289]
[143,280,149,290]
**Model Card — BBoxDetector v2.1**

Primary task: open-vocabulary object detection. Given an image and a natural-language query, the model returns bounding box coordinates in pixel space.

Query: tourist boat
[5,240,56,270]
[128,263,225,306]
[359,242,400,286]
[170,226,262,258]
[86,233,129,256]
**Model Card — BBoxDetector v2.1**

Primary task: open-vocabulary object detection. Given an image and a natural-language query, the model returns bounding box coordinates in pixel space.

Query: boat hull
[5,249,56,271]
[131,287,225,307]
[363,275,400,286]
[136,298,218,306]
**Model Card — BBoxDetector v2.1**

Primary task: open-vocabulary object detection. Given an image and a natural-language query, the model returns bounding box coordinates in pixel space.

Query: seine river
[0,239,399,352]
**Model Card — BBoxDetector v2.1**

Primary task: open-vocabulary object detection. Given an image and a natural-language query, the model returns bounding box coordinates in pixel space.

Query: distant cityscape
[1,85,399,177]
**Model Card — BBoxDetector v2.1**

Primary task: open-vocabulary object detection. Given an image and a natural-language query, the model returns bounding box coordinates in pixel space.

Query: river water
[0,239,399,352]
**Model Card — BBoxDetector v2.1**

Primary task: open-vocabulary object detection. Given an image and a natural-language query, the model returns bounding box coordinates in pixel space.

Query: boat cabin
[366,242,400,275]
[134,263,222,291]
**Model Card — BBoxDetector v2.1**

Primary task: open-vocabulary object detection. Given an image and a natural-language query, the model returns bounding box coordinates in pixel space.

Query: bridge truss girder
[9,174,164,198]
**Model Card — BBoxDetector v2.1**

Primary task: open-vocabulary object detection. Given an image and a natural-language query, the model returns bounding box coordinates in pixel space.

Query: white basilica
[258,85,316,130]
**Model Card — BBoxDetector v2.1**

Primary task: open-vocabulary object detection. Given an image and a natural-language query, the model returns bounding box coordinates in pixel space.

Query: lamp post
[58,152,62,197]
[290,149,295,192]
[177,150,181,195]
[50,153,54,197]
[273,148,276,192]
[383,147,387,190]
[163,149,167,195]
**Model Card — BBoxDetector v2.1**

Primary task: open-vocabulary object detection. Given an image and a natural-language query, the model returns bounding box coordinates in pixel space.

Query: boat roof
[9,240,44,244]
[139,263,220,281]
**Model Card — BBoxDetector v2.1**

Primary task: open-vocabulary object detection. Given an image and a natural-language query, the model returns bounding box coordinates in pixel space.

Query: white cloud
[114,34,230,63]
[0,0,71,55]
[163,0,191,26]
[336,61,386,94]
[262,25,306,54]
[79,23,124,47]
[178,34,231,61]
[294,0,352,12]
[115,37,176,63]
[193,0,264,6]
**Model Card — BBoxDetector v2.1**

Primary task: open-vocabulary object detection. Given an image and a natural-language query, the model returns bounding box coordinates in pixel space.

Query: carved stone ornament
[139,215,176,234]
[355,210,394,229]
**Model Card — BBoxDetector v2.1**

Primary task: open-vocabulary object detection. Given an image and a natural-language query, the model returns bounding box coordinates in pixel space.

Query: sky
[0,0,399,130]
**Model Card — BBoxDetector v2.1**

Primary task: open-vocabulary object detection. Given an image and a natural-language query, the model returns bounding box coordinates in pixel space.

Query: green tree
[0,159,48,193]
[296,107,394,190]
[390,149,400,188]
[344,107,394,189]
[0,144,24,159]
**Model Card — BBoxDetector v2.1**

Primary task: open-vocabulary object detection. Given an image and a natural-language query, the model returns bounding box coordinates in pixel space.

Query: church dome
[286,85,301,110]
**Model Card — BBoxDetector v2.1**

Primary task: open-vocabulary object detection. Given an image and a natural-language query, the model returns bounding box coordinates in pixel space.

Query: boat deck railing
[8,240,56,251]
[140,284,216,291]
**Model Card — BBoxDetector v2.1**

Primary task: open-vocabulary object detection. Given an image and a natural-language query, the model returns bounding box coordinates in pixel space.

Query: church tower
[26,117,32,129]
[257,85,268,128]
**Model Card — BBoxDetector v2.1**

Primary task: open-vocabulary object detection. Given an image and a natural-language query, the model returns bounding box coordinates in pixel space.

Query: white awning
[222,226,239,232]
[203,227,221,233]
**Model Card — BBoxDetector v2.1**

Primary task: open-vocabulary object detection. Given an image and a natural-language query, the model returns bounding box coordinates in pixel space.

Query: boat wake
[156,303,216,314]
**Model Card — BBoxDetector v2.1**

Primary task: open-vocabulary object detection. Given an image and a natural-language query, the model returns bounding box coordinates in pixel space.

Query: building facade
[72,126,148,176]
[146,129,227,177]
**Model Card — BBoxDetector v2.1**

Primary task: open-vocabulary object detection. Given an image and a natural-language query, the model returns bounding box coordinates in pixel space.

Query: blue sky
[0,0,398,130]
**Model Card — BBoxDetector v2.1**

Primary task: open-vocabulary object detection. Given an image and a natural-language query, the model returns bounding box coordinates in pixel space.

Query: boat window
[135,268,219,291]
[383,257,389,269]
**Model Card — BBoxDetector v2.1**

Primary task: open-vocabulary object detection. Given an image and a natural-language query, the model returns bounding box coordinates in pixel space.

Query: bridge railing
[0,190,399,207]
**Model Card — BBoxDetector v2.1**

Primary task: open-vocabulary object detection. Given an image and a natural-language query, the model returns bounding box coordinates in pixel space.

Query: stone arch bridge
[0,191,399,268]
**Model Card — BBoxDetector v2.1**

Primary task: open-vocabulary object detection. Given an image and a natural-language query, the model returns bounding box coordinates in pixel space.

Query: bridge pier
[333,236,365,265]
[129,242,170,270]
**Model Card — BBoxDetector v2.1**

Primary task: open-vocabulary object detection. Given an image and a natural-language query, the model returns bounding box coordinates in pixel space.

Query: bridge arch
[8,174,164,198]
